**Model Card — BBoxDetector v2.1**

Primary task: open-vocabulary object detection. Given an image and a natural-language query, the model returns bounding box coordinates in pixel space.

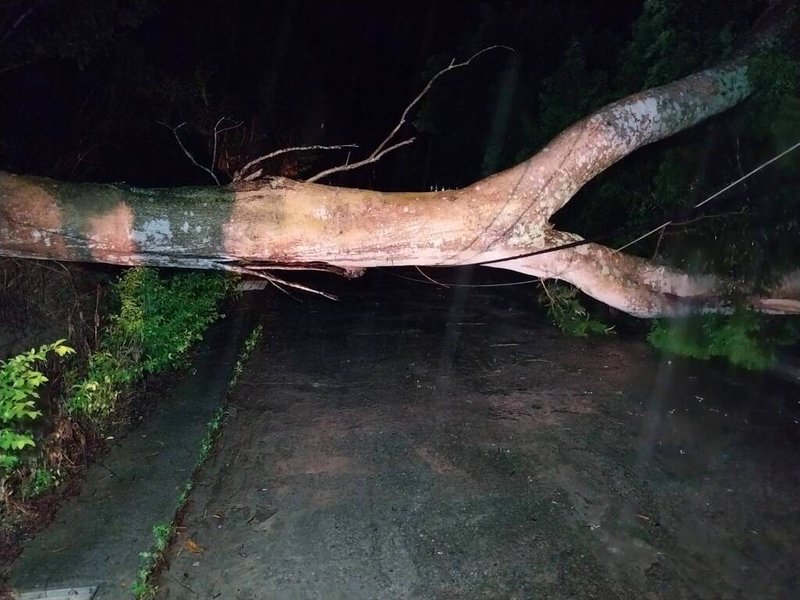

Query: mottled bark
[1,53,798,317]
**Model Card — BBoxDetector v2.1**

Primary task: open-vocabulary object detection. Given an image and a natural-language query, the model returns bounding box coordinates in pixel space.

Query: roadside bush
[648,309,798,370]
[67,268,231,423]
[0,340,74,471]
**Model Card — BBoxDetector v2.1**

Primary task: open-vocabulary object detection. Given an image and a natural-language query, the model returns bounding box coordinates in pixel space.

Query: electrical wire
[477,138,800,265]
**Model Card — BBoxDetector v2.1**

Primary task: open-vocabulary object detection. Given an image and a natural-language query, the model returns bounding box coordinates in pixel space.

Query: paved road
[159,271,800,599]
[6,299,258,598]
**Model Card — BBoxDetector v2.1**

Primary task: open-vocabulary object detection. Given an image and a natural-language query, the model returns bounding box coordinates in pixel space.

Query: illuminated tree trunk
[1,39,798,317]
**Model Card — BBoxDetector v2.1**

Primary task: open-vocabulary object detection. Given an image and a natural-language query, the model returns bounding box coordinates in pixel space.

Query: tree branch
[305,138,416,183]
[158,121,220,185]
[211,117,243,179]
[2,9,797,318]
[472,61,754,232]
[306,45,515,183]
[233,144,358,182]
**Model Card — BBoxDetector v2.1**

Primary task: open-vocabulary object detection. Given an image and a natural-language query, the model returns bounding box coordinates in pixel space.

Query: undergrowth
[68,268,231,424]
[649,309,798,370]
[0,340,73,472]
[2,267,232,539]
[132,522,173,600]
[538,281,613,337]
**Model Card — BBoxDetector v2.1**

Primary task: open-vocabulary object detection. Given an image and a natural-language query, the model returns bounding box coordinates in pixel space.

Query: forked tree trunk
[1,5,798,317]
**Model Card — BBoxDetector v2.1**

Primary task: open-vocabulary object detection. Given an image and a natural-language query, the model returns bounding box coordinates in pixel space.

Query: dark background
[0,0,646,188]
[1,0,797,284]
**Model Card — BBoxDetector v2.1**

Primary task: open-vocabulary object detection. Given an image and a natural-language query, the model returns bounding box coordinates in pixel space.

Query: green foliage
[68,268,230,421]
[198,406,226,463]
[110,268,231,374]
[519,41,610,159]
[620,0,696,89]
[231,324,263,387]
[177,480,193,507]
[539,282,613,337]
[0,0,159,70]
[132,522,174,600]
[0,340,74,471]
[152,522,172,552]
[648,309,798,370]
[748,51,800,104]
[22,466,56,499]
[745,51,800,151]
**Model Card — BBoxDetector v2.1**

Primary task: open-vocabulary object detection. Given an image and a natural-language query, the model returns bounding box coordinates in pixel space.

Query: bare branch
[305,138,416,183]
[211,117,243,179]
[375,45,514,157]
[158,121,220,185]
[223,264,338,301]
[0,2,38,47]
[210,117,226,180]
[0,56,35,76]
[233,144,358,182]
[306,44,515,183]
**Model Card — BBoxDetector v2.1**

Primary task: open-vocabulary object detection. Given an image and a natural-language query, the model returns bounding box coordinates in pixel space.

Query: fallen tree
[1,3,798,318]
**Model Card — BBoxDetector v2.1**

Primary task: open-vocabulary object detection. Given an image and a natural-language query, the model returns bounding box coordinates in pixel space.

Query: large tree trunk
[1,15,798,317]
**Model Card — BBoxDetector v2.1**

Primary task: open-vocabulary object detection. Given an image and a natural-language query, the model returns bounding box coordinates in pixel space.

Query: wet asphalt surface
[155,271,800,600]
[5,299,258,598]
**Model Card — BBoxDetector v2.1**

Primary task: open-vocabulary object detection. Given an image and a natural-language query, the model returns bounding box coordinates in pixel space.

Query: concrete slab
[6,296,262,599]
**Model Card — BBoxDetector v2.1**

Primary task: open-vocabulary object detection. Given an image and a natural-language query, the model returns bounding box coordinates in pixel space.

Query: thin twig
[211,117,243,177]
[233,144,358,182]
[223,264,338,301]
[539,279,555,304]
[0,3,38,46]
[381,45,513,157]
[306,44,514,183]
[0,57,35,75]
[158,121,220,185]
[305,138,416,183]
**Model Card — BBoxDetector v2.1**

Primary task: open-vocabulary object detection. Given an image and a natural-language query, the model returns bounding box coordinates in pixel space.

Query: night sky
[1,1,643,189]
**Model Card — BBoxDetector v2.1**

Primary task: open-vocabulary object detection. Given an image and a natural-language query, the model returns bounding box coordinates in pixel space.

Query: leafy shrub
[68,352,125,420]
[648,309,798,370]
[110,268,231,374]
[0,340,74,470]
[748,51,800,104]
[68,268,230,421]
[539,282,613,337]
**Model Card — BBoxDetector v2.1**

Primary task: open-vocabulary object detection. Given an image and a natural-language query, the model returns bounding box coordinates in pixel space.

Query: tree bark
[1,42,798,317]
